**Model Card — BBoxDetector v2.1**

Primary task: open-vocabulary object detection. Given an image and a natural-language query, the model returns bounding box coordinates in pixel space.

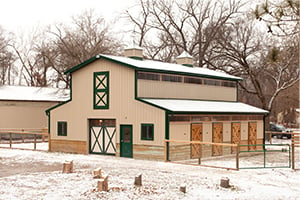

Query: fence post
[34,134,37,150]
[164,140,168,161]
[198,143,202,165]
[236,144,239,170]
[292,133,295,170]
[9,133,12,148]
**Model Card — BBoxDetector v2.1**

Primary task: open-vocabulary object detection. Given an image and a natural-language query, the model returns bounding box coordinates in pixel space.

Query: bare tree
[125,0,244,65]
[212,17,299,125]
[254,0,300,36]
[0,27,15,85]
[45,9,123,88]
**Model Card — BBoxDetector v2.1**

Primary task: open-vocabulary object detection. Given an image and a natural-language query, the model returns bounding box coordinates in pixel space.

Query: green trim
[182,64,193,67]
[120,124,133,158]
[135,70,138,99]
[64,56,99,74]
[57,121,67,136]
[141,123,154,141]
[128,56,143,60]
[93,71,109,109]
[47,111,50,134]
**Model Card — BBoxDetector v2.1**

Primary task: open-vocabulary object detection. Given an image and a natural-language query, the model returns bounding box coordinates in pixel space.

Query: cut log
[134,173,142,186]
[93,168,102,179]
[220,177,230,188]
[179,184,186,193]
[62,160,73,173]
[97,176,109,192]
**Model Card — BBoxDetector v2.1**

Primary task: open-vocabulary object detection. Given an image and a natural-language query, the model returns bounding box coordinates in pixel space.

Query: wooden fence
[292,131,300,170]
[0,128,49,151]
[164,140,239,170]
[165,133,300,170]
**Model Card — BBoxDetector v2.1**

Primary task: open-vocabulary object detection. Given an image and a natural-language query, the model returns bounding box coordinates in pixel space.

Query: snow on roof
[0,85,70,102]
[101,54,241,81]
[141,98,269,114]
[177,51,193,59]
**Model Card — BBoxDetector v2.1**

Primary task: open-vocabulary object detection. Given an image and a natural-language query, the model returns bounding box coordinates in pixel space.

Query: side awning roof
[140,99,269,114]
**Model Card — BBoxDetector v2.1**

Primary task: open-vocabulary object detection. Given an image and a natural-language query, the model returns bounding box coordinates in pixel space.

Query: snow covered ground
[0,143,299,200]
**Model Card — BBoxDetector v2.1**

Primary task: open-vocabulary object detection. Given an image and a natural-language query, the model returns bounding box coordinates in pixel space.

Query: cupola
[123,45,143,60]
[176,51,194,67]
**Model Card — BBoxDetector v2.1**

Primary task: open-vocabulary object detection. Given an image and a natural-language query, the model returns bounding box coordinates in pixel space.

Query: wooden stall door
[248,122,257,151]
[231,122,241,153]
[212,123,223,156]
[191,123,203,159]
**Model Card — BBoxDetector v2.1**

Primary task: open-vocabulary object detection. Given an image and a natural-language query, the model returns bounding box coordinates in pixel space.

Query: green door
[120,125,133,158]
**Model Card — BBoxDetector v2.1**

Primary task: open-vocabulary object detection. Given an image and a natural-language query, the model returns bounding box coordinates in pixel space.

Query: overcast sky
[0,0,136,33]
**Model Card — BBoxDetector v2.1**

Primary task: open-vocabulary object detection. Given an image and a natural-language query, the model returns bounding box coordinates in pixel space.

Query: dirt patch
[0,161,62,178]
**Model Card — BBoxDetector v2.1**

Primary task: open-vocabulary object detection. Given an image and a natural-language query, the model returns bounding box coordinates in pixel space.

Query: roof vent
[176,51,194,67]
[124,45,143,60]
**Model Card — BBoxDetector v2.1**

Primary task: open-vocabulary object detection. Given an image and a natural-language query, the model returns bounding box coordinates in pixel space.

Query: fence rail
[165,136,298,170]
[0,128,49,151]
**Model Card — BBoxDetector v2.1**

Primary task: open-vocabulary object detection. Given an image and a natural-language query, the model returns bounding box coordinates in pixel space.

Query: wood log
[62,160,73,173]
[220,177,230,188]
[97,176,108,192]
[134,174,142,186]
[179,184,186,193]
[93,168,102,179]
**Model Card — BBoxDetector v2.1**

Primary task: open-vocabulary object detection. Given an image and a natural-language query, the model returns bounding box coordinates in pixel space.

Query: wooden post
[34,134,37,150]
[93,168,102,179]
[179,184,186,193]
[9,133,12,148]
[198,144,201,165]
[291,133,295,170]
[220,177,230,188]
[48,133,51,152]
[42,128,48,142]
[236,144,240,170]
[62,160,73,173]
[97,176,108,192]
[22,135,24,143]
[134,173,142,186]
[164,140,168,161]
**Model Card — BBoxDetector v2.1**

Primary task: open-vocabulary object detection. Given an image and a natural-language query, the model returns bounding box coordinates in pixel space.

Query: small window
[94,71,109,109]
[138,72,160,81]
[141,124,154,140]
[162,75,182,82]
[57,121,67,136]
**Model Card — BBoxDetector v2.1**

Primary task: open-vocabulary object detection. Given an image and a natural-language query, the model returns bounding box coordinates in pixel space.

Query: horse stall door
[212,123,223,156]
[191,123,203,159]
[248,122,257,151]
[231,122,241,153]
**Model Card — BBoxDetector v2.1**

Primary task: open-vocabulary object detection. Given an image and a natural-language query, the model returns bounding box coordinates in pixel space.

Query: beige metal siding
[169,120,264,143]
[169,123,190,141]
[138,80,236,101]
[0,101,56,129]
[50,59,166,147]
[223,122,231,142]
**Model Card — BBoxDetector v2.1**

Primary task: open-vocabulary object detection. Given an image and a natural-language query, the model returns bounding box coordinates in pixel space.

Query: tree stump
[134,173,142,186]
[179,184,186,193]
[97,176,109,192]
[220,177,230,188]
[93,168,102,179]
[62,160,73,173]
